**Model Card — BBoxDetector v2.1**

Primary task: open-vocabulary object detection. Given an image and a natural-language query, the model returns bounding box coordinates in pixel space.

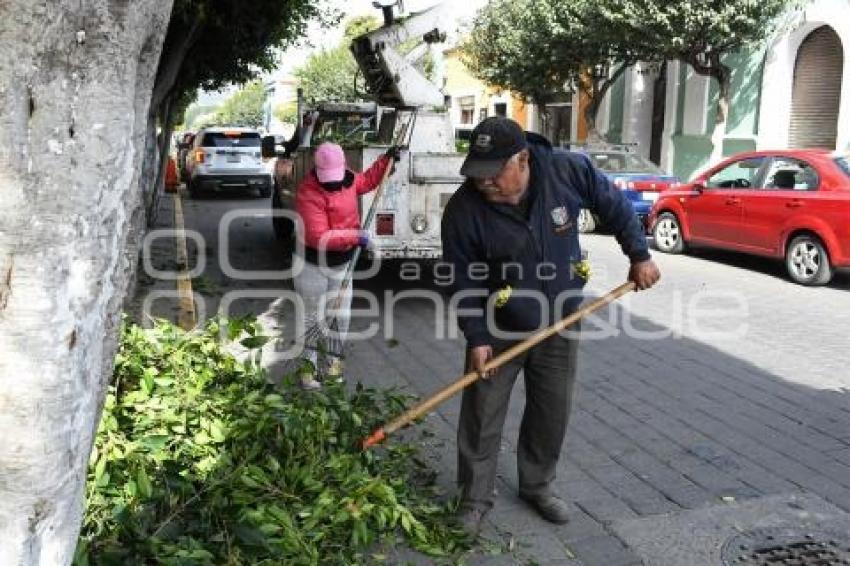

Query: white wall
[682,68,710,136]
[758,0,850,150]
[660,60,682,171]
[621,63,658,158]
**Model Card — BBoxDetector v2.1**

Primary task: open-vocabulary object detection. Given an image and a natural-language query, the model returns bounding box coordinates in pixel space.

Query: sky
[195,0,487,106]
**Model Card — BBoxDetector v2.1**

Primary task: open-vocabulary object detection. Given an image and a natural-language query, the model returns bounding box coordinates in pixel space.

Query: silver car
[186,127,271,198]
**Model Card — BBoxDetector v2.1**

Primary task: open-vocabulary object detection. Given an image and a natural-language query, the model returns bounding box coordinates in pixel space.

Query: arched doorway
[789,26,844,149]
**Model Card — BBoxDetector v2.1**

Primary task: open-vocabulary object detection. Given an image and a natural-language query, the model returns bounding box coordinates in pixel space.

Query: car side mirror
[261,135,277,159]
[693,182,705,193]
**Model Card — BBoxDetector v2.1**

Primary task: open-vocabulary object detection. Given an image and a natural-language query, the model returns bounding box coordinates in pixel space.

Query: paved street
[134,191,850,565]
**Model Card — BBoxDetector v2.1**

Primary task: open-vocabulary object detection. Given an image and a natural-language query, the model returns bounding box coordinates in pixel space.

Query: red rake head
[361,428,386,450]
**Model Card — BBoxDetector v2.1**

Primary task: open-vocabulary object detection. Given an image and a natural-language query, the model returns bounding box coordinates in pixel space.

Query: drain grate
[722,528,850,565]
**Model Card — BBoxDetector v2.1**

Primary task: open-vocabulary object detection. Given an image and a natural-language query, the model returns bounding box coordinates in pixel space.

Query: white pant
[292,257,353,366]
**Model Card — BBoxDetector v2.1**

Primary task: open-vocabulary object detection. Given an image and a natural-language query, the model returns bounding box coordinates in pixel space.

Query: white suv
[186,127,271,198]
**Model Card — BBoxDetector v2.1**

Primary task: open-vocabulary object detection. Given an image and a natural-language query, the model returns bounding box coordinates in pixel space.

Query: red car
[648,150,850,285]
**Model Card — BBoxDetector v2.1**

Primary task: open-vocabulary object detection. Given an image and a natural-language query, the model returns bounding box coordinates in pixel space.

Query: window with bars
[458,96,476,125]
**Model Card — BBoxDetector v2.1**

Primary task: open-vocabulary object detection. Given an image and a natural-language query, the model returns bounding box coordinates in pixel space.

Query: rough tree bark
[0,1,173,564]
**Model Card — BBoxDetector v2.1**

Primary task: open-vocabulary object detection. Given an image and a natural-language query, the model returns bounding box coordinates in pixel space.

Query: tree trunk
[709,64,731,163]
[583,63,629,144]
[687,54,730,164]
[150,95,177,228]
[0,2,173,564]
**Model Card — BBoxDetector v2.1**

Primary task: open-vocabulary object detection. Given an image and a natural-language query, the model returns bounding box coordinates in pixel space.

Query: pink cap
[314,142,346,183]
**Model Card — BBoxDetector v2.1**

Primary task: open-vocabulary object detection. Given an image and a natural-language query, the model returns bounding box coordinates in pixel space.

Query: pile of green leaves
[75,318,468,565]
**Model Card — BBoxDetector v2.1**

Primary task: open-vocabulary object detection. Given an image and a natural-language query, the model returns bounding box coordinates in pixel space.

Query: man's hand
[468,345,494,379]
[629,259,661,290]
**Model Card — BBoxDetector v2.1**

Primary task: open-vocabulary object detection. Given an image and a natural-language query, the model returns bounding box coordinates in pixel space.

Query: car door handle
[786,200,804,208]
[725,198,741,205]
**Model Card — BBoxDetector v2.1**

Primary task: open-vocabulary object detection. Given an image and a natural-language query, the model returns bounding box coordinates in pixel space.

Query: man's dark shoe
[456,504,488,537]
[519,492,570,524]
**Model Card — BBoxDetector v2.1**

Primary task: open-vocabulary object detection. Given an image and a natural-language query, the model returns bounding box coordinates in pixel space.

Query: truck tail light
[376,213,394,236]
[194,149,205,164]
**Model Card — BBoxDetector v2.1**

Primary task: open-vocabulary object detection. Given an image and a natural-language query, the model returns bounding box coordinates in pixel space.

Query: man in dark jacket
[441,117,660,535]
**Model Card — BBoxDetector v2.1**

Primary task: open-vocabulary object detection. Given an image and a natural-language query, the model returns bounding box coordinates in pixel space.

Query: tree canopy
[214,81,267,129]
[613,0,800,157]
[142,0,333,221]
[465,0,799,146]
[160,0,332,107]
[464,0,573,108]
[465,0,662,139]
[274,101,298,125]
[293,15,380,103]
[179,103,218,131]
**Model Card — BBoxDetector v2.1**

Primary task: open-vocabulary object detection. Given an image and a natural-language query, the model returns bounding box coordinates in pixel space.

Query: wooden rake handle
[331,157,397,309]
[362,281,637,449]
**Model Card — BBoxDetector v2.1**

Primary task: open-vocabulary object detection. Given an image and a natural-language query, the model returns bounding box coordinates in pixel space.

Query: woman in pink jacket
[293,142,398,389]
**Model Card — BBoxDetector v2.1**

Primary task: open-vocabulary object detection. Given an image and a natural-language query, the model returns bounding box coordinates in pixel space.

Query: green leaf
[209,420,226,443]
[240,335,271,349]
[81,317,471,563]
[140,435,169,452]
[94,457,106,482]
[136,468,153,499]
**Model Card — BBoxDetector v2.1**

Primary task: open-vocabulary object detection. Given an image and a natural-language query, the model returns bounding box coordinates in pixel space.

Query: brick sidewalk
[339,236,850,565]
[136,195,850,564]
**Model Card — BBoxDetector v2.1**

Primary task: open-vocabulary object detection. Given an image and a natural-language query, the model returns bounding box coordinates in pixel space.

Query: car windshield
[588,151,664,174]
[835,156,850,178]
[201,131,261,148]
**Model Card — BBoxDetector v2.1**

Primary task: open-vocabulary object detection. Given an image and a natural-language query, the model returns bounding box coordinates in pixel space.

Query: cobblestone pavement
[135,194,850,565]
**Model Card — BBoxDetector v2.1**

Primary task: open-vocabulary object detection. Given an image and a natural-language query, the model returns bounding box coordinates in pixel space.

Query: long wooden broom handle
[331,158,396,307]
[332,117,414,308]
[364,281,637,446]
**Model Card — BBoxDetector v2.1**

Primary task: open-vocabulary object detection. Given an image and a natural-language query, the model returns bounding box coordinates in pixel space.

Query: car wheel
[271,190,294,243]
[653,212,684,254]
[577,209,597,233]
[785,234,833,286]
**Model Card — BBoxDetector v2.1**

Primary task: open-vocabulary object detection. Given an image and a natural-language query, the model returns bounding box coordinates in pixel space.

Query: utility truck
[263,1,466,259]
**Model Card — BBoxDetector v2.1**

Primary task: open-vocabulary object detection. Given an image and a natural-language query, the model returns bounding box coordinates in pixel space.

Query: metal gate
[789,26,844,149]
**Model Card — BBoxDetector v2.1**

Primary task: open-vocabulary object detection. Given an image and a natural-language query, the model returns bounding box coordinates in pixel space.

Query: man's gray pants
[457,329,580,509]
